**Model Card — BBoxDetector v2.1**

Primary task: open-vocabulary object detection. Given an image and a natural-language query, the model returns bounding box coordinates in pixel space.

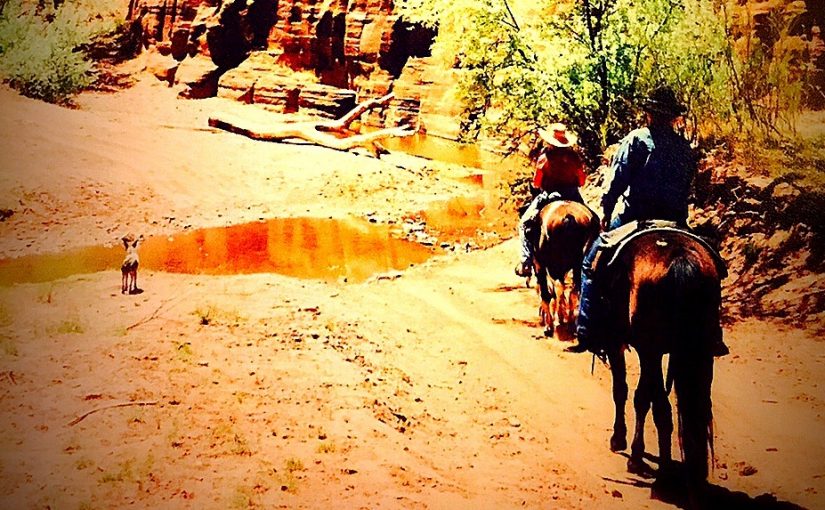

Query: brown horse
[602,230,723,494]
[533,201,600,337]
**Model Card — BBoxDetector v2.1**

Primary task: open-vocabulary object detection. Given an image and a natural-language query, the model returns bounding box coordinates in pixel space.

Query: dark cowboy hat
[642,86,686,117]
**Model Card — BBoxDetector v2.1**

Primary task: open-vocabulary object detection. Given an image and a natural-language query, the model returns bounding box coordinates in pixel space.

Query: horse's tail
[664,254,715,482]
[557,212,589,289]
[545,213,579,248]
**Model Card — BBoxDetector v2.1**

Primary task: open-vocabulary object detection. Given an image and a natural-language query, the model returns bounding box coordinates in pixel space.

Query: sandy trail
[0,80,822,509]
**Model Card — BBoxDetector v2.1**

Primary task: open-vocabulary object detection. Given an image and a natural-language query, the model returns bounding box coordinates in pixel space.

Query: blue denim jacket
[602,125,696,226]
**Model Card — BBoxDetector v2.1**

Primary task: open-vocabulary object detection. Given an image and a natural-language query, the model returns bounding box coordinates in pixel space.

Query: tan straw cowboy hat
[538,123,578,148]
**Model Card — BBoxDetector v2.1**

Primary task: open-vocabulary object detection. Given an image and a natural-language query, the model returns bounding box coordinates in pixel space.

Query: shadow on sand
[603,454,808,510]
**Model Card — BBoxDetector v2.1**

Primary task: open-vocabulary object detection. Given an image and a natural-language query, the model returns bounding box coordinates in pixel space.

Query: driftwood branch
[322,92,396,131]
[208,92,416,158]
[126,297,176,331]
[68,400,159,426]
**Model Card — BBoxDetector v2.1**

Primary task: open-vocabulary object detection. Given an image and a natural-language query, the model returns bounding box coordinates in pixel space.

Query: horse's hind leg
[629,354,655,475]
[568,268,582,329]
[651,355,674,473]
[564,279,577,329]
[536,267,554,337]
[608,347,628,452]
[553,278,564,329]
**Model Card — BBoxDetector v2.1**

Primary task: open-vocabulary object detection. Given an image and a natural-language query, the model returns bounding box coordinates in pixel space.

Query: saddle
[591,220,728,278]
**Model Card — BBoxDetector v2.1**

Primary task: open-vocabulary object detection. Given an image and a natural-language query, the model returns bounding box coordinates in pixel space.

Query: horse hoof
[657,461,679,482]
[627,457,655,478]
[610,435,627,452]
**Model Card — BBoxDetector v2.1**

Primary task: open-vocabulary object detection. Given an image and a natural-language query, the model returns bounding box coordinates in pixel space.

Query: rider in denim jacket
[568,86,727,355]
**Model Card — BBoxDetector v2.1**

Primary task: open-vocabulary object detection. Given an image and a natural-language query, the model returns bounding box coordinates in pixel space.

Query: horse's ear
[122,237,130,249]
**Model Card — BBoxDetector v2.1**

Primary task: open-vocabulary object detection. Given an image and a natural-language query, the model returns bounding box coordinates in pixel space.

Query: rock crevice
[128,0,437,123]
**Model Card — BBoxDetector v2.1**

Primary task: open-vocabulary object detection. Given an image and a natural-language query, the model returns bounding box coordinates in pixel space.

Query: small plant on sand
[273,458,305,493]
[99,454,153,485]
[316,441,336,454]
[126,407,146,425]
[193,304,244,327]
[229,486,260,510]
[229,432,251,456]
[0,335,16,357]
[194,305,214,326]
[74,457,95,471]
[323,319,338,333]
[285,458,304,472]
[167,423,184,448]
[175,341,194,363]
[53,317,85,335]
[99,458,135,484]
[212,423,252,456]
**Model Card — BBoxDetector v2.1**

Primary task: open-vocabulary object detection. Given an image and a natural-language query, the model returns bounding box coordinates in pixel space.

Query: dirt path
[0,81,822,509]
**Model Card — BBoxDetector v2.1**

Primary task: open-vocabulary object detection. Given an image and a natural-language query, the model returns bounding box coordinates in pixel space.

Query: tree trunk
[208,93,416,158]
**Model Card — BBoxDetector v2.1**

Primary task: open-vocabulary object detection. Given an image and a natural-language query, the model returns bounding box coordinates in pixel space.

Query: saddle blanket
[594,220,727,278]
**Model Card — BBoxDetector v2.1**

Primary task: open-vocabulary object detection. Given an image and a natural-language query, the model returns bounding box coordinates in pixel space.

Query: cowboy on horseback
[567,86,729,356]
[515,123,587,278]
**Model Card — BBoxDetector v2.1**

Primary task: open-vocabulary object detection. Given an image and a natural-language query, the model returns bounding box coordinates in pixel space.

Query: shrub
[398,0,812,163]
[0,1,115,103]
[720,2,811,139]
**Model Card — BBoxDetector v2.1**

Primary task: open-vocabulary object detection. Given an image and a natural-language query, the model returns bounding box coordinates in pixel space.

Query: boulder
[218,51,356,116]
[218,50,275,99]
[144,49,179,85]
[297,84,357,118]
[772,182,801,201]
[391,57,463,138]
[175,55,221,98]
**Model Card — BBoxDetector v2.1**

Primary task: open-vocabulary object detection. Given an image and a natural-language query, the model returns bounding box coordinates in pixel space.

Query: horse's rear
[608,231,722,495]
[533,201,599,336]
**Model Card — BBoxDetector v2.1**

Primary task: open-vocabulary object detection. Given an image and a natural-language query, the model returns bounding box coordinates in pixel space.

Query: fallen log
[208,92,416,157]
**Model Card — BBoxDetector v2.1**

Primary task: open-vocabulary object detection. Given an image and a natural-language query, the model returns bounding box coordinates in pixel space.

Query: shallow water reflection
[0,217,435,285]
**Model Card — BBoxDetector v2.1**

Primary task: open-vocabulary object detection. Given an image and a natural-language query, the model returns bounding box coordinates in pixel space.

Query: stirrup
[514,262,532,278]
[565,342,589,353]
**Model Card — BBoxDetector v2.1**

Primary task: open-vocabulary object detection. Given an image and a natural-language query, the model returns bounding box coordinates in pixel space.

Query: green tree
[0,0,115,103]
[398,0,805,165]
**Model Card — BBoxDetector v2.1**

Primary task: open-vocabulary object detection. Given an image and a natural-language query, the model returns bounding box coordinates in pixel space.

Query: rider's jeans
[576,215,624,340]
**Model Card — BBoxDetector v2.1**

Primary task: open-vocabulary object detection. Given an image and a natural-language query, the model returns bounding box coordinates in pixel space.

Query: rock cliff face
[126,0,822,135]
[128,0,437,123]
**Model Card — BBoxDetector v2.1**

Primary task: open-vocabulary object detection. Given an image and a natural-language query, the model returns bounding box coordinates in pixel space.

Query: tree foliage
[0,0,116,103]
[398,0,812,165]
